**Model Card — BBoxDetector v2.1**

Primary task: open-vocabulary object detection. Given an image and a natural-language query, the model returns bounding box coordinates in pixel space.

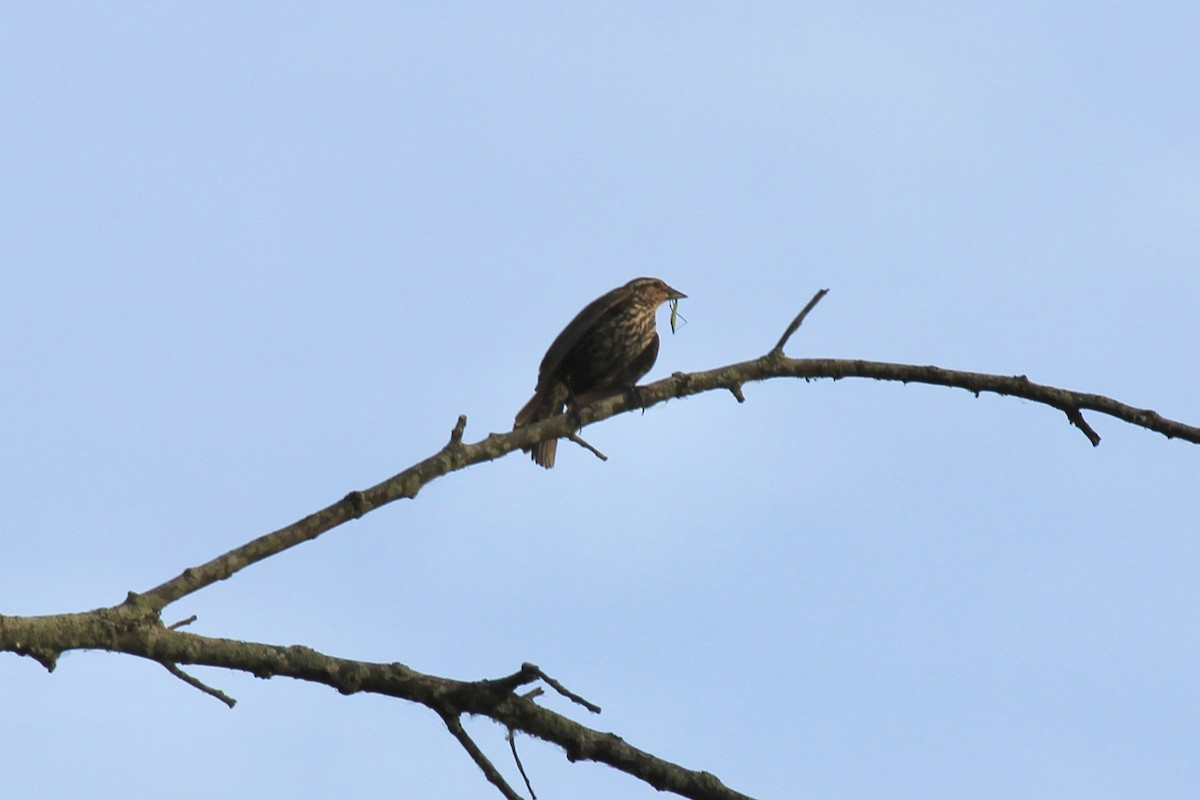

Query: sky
[2,4,1198,799]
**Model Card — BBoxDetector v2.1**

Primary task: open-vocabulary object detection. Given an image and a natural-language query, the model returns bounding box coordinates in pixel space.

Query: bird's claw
[627,384,647,413]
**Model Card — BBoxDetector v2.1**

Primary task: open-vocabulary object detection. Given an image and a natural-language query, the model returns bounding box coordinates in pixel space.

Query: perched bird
[514,277,686,468]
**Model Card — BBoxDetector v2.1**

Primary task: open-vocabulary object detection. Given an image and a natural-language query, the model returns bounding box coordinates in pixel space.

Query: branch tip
[534,666,602,714]
[568,433,608,462]
[772,287,829,354]
[450,414,468,446]
[1064,407,1102,447]
[160,661,236,708]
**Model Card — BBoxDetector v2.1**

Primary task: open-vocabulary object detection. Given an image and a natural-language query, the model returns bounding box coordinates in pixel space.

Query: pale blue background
[3,4,1198,798]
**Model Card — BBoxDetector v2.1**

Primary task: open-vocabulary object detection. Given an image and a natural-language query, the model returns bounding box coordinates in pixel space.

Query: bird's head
[625,277,687,305]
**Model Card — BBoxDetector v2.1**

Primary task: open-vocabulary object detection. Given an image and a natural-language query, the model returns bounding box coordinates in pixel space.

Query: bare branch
[442,711,525,800]
[128,333,1200,618]
[160,661,236,708]
[0,611,755,800]
[508,729,537,800]
[567,432,608,461]
[529,664,602,714]
[772,288,829,354]
[449,414,468,446]
[7,298,1196,800]
[1063,406,1102,446]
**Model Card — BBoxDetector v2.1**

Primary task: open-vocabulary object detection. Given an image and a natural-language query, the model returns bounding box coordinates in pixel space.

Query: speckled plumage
[514,277,686,468]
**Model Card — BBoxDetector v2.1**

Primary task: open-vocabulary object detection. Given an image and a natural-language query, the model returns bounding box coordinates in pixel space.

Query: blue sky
[3,4,1198,798]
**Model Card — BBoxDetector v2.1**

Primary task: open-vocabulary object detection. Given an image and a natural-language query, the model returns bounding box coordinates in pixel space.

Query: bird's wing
[535,284,629,386]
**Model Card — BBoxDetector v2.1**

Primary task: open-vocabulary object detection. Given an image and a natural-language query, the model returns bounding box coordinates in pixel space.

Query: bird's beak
[667,286,687,300]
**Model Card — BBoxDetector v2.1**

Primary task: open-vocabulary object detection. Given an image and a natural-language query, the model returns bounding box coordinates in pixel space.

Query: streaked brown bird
[514,277,687,468]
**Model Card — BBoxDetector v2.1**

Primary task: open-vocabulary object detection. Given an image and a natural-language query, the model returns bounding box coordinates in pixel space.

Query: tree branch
[0,611,754,800]
[772,287,829,354]
[160,660,237,708]
[508,728,538,800]
[127,346,1200,616]
[4,298,1198,800]
[442,710,525,800]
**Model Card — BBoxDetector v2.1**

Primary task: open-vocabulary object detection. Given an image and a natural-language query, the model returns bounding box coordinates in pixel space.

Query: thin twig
[1064,406,1102,446]
[532,665,602,714]
[168,615,198,630]
[508,730,537,800]
[442,711,524,800]
[449,414,468,446]
[772,288,829,354]
[568,433,608,461]
[159,661,236,708]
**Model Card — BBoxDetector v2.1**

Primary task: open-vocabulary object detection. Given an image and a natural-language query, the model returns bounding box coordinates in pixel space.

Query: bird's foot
[567,403,584,428]
[626,384,648,413]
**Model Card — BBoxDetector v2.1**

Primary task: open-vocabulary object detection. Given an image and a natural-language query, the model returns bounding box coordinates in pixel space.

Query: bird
[514,277,686,468]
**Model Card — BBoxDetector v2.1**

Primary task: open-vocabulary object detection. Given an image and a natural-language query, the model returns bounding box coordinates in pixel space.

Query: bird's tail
[513,390,541,429]
[514,386,564,468]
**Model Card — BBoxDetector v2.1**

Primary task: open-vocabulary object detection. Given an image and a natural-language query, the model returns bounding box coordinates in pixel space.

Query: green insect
[668,298,687,334]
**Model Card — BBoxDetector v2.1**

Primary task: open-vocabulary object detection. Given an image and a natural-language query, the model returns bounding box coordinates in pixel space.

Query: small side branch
[508,729,537,800]
[529,664,602,714]
[442,710,525,800]
[1064,406,1102,447]
[773,288,829,354]
[487,662,601,713]
[567,433,608,462]
[160,661,236,708]
[449,414,468,446]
